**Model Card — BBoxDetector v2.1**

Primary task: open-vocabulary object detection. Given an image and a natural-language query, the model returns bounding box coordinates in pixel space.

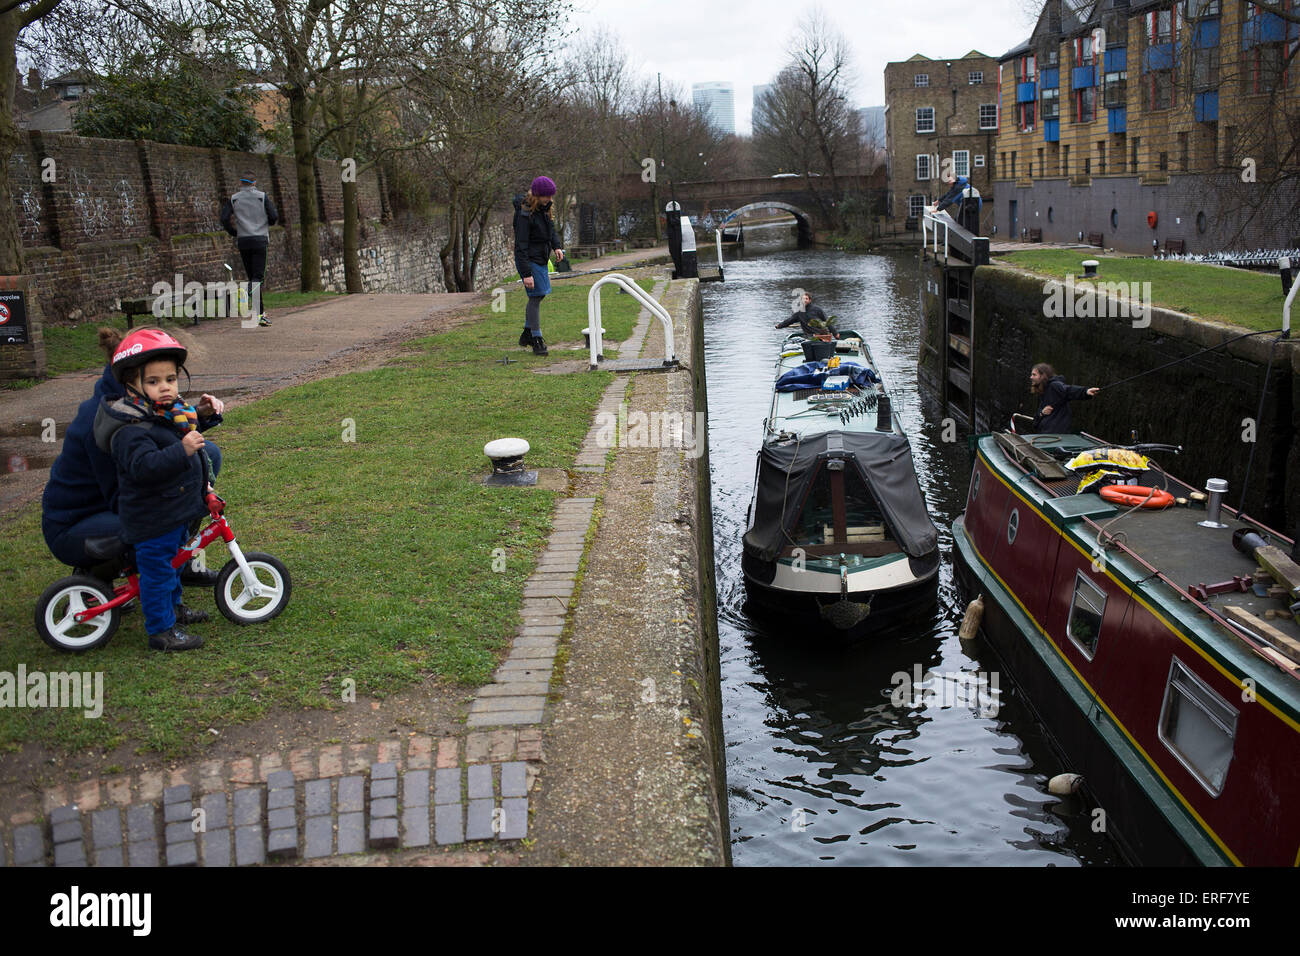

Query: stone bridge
[617,170,884,234]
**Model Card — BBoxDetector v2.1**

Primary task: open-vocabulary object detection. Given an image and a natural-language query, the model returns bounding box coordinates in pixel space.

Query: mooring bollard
[1082,259,1099,278]
[483,438,537,487]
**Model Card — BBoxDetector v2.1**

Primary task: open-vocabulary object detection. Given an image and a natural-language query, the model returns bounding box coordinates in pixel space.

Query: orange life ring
[1099,484,1174,508]
[1146,210,1158,228]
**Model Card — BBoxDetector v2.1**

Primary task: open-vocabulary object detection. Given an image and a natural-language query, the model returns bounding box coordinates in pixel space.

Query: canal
[703,229,1124,865]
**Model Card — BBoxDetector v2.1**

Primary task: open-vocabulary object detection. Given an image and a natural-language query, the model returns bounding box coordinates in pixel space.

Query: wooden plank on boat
[1221,605,1300,664]
[993,431,1071,480]
[1254,546,1300,600]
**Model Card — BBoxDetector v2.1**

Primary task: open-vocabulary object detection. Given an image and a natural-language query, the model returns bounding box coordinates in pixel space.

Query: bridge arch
[717,201,815,246]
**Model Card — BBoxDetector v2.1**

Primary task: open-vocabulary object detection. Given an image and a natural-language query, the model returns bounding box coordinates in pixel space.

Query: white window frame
[1066,571,1106,659]
[908,194,926,219]
[974,154,986,168]
[979,103,998,129]
[952,150,970,178]
[915,107,935,133]
[915,154,932,180]
[914,73,930,87]
[969,70,984,85]
[1158,658,1238,796]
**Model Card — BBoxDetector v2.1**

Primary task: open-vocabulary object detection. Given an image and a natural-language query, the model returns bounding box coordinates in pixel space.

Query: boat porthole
[1196,211,1206,234]
[1007,508,1020,545]
[971,470,981,502]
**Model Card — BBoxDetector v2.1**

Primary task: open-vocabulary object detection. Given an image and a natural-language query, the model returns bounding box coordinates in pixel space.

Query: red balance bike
[35,493,291,652]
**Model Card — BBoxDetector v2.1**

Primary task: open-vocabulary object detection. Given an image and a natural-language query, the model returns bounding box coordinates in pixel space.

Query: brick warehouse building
[994,0,1299,253]
[884,51,1000,234]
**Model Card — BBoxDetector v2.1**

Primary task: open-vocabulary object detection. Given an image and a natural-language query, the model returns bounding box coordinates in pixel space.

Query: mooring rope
[1094,326,1287,392]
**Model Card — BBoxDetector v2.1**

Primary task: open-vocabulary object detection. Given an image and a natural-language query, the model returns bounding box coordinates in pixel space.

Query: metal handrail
[922,205,989,266]
[587,273,677,370]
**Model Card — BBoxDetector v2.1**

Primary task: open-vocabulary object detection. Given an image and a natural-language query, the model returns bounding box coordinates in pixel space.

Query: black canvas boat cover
[742,431,939,561]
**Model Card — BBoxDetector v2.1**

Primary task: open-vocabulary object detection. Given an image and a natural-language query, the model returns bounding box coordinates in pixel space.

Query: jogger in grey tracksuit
[220,174,279,326]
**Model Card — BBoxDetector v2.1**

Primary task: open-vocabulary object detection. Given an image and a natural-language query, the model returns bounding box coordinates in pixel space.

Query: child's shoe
[175,603,209,625]
[518,327,533,347]
[148,627,205,651]
[531,336,549,356]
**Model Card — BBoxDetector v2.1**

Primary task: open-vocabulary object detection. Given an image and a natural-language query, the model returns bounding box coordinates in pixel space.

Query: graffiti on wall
[11,154,42,241]
[117,179,137,229]
[161,166,215,226]
[69,169,112,238]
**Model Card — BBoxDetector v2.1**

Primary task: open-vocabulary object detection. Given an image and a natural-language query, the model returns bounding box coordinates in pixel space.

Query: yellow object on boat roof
[1065,447,1152,473]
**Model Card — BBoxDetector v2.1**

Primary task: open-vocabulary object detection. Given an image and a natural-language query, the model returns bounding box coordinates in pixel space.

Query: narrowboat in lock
[741,331,940,630]
[953,429,1300,865]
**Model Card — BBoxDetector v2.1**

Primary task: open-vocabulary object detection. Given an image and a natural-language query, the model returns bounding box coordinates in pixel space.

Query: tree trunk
[288,86,322,291]
[342,176,360,293]
[0,10,27,275]
[439,188,457,291]
[467,209,489,292]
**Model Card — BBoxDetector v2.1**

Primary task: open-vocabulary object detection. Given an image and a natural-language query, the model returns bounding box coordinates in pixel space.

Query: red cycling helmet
[111,328,188,383]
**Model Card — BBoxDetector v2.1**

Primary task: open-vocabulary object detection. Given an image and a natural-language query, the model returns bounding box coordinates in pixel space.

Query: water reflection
[706,243,1122,866]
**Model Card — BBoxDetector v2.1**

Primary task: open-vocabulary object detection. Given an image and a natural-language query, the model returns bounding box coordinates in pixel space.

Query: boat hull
[742,549,940,633]
[952,515,1202,866]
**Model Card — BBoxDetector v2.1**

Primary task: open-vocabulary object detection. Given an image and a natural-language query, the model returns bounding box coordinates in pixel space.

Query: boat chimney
[875,394,892,431]
[1198,478,1230,529]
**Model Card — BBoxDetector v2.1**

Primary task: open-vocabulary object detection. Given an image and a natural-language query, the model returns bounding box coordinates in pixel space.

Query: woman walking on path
[514,176,565,356]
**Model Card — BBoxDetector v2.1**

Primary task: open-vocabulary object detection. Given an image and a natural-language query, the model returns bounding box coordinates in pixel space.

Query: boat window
[1007,508,1020,544]
[970,469,981,502]
[1067,571,1106,658]
[1158,658,1237,797]
[791,467,835,545]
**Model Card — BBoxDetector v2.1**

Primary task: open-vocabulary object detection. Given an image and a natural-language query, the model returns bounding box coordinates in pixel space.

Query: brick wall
[7,131,515,327]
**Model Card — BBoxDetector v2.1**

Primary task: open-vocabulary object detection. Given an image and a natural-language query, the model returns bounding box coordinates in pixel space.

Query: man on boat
[1030,362,1100,433]
[775,292,835,337]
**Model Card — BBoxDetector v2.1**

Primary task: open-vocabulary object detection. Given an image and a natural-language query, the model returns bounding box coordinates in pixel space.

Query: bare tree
[752,6,861,230]
[402,2,569,291]
[0,0,63,274]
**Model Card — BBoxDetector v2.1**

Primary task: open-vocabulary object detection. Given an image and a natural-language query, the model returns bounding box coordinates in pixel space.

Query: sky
[572,0,1040,135]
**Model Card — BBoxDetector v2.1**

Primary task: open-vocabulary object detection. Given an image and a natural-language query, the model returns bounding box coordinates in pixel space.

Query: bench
[1164,238,1186,254]
[1087,232,1105,248]
[1028,228,1043,242]
[119,298,152,329]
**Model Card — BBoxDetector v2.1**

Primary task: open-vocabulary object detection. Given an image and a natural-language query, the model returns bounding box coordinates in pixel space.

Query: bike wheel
[215,553,291,625]
[34,576,121,652]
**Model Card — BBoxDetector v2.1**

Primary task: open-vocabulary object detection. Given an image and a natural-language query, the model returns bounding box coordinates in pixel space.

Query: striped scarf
[127,395,199,436]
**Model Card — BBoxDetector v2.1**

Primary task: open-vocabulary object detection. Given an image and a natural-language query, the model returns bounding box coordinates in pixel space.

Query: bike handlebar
[206,493,226,517]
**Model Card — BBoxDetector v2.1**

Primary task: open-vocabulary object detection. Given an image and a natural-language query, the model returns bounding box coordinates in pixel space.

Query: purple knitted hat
[530,176,557,197]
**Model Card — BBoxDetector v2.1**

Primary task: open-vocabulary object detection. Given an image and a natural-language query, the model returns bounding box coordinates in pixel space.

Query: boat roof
[766,331,901,442]
[976,431,1300,703]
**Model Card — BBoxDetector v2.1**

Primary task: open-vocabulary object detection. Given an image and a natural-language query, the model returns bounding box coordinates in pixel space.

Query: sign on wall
[0,290,27,345]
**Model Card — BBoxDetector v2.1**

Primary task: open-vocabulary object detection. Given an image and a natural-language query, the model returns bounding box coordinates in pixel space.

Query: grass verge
[999,251,1287,332]
[0,274,653,758]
